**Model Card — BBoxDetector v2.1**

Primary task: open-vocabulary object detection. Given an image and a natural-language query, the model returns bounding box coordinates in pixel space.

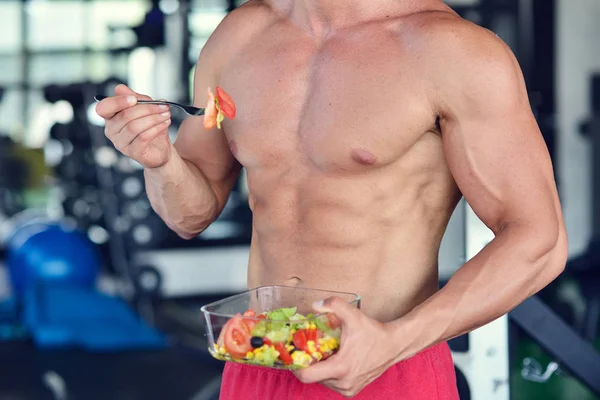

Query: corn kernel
[312,352,322,361]
[218,346,227,355]
[286,344,294,352]
[307,340,317,354]
[246,352,254,359]
[213,343,219,350]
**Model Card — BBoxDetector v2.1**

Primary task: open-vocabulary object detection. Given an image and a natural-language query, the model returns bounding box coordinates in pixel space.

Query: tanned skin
[96,0,567,396]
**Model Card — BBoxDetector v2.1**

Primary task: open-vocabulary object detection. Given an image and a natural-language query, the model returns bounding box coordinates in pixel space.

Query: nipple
[351,148,377,165]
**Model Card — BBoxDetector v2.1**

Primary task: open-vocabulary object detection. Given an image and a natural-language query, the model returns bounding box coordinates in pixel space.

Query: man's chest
[218,30,437,172]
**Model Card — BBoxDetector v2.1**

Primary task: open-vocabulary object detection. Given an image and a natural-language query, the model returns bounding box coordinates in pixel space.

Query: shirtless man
[96,0,568,398]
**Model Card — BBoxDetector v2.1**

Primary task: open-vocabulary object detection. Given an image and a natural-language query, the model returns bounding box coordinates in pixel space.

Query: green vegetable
[290,313,305,321]
[314,316,330,333]
[266,326,290,343]
[251,321,269,337]
[260,346,279,366]
[266,307,297,321]
[288,313,308,330]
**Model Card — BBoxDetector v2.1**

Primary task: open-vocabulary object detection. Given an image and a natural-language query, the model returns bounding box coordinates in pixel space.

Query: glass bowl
[201,285,361,370]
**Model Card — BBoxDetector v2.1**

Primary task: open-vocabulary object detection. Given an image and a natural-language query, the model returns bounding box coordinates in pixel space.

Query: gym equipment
[22,283,166,351]
[0,136,29,217]
[510,296,600,397]
[5,221,100,297]
[1,215,167,351]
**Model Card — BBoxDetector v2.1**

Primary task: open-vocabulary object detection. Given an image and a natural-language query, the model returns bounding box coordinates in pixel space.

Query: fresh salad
[211,307,342,369]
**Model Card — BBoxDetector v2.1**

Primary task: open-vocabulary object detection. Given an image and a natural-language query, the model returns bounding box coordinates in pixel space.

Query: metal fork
[94,95,205,116]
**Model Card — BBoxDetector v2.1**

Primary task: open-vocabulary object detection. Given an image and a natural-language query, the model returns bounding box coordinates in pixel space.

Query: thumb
[114,84,152,101]
[313,296,359,328]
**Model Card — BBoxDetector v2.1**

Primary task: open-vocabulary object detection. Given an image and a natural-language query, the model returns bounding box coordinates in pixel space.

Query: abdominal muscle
[244,163,458,323]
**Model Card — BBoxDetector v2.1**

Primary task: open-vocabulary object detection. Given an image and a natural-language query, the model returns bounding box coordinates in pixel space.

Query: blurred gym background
[0,0,598,399]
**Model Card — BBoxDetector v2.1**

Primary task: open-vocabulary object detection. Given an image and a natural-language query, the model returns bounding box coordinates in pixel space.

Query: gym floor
[0,341,223,400]
[0,296,228,400]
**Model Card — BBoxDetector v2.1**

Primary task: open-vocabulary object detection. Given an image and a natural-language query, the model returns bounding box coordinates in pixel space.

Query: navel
[351,148,377,165]
[284,276,302,287]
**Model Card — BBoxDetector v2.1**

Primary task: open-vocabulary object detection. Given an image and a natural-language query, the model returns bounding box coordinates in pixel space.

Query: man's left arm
[389,29,568,359]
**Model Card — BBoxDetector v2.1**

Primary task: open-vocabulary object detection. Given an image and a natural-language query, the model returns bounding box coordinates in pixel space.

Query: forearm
[144,146,222,239]
[390,222,567,361]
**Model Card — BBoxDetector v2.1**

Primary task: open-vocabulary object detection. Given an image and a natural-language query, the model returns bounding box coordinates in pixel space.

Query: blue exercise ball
[6,221,101,297]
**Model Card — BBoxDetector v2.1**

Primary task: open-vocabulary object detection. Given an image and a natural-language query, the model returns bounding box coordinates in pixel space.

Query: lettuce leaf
[266,307,297,321]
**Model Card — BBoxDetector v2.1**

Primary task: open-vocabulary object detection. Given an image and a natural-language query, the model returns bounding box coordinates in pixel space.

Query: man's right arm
[144,5,261,239]
[144,55,241,238]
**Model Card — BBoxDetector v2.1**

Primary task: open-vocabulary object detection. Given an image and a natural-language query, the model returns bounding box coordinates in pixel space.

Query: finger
[127,123,171,160]
[318,380,343,394]
[128,119,171,149]
[96,95,137,120]
[322,380,355,399]
[294,357,347,385]
[108,104,170,136]
[113,114,171,150]
[313,296,360,328]
[114,84,152,101]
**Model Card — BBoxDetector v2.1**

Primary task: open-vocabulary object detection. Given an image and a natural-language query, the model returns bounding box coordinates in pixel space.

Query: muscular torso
[219,5,461,322]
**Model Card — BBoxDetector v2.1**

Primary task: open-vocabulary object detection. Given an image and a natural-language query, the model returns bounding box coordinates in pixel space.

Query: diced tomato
[293,329,308,352]
[263,337,272,346]
[275,342,293,365]
[241,310,258,331]
[223,317,253,358]
[216,86,236,119]
[204,88,218,129]
[305,328,317,343]
[257,314,267,320]
[242,318,258,331]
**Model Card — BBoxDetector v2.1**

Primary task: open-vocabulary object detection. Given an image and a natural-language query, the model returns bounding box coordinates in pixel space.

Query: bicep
[174,35,240,186]
[438,37,559,235]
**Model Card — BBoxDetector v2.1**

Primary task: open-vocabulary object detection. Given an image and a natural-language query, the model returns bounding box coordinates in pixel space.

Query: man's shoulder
[215,0,274,35]
[197,1,275,66]
[402,11,526,117]
[402,10,507,61]
[399,10,520,92]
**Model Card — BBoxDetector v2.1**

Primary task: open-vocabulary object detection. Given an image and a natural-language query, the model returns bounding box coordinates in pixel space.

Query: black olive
[250,336,264,348]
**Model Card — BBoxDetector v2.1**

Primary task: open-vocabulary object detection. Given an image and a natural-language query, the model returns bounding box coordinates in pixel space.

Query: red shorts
[219,342,460,400]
